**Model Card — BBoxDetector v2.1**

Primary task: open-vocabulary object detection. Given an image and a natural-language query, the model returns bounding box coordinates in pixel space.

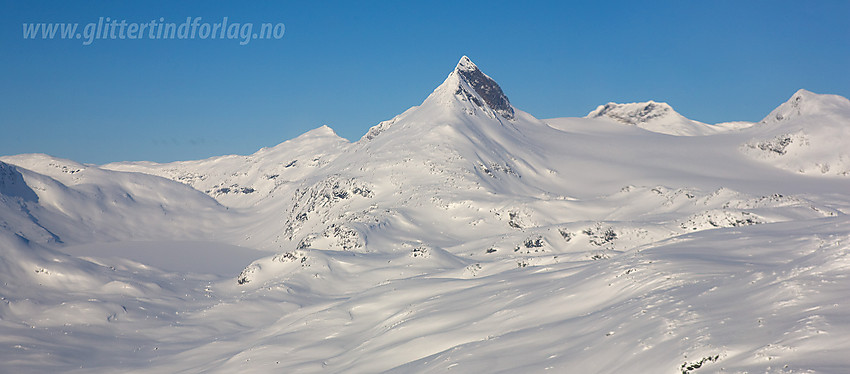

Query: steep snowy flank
[0,161,62,245]
[742,89,850,176]
[587,100,752,136]
[0,154,228,245]
[0,161,38,202]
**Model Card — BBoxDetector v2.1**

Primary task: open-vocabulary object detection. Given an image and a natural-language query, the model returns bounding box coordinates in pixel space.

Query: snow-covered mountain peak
[587,100,681,126]
[743,89,850,176]
[421,56,515,120]
[760,89,850,125]
[453,56,514,120]
[584,100,752,136]
[359,57,522,144]
[302,124,340,138]
[259,125,347,152]
[455,55,477,72]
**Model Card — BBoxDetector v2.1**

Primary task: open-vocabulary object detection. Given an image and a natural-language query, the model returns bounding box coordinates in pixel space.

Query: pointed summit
[360,57,518,142]
[455,55,477,72]
[452,56,514,120]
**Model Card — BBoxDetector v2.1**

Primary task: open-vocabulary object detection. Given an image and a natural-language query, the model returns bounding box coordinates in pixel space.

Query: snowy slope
[2,57,850,373]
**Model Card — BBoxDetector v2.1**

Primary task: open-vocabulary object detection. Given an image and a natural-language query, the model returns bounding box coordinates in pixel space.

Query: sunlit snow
[2,57,849,373]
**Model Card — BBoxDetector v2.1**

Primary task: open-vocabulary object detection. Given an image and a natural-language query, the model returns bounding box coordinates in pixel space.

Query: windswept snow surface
[2,57,850,373]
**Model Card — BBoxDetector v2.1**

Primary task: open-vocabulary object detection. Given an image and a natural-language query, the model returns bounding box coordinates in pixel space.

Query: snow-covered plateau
[2,56,850,373]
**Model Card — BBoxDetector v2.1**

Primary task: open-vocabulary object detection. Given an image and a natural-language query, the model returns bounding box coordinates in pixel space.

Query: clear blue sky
[2,0,848,164]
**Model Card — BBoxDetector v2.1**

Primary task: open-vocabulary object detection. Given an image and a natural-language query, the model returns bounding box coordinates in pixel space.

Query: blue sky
[2,0,848,164]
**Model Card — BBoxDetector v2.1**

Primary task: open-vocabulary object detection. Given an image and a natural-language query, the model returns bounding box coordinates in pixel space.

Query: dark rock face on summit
[455,57,515,120]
